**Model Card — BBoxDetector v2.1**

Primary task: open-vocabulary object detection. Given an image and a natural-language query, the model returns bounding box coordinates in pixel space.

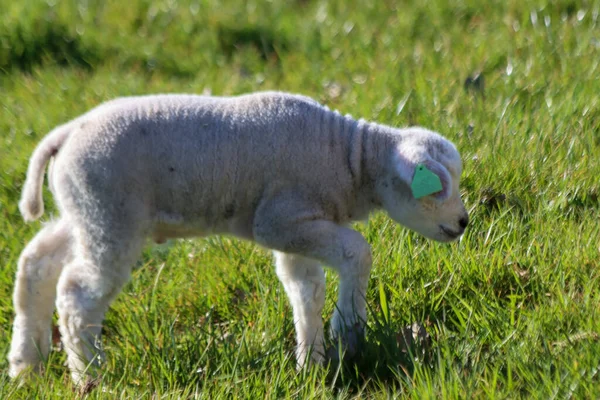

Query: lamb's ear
[393,153,452,200]
[419,158,452,200]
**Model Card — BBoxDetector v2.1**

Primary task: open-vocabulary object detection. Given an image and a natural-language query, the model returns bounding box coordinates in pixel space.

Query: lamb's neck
[326,109,391,218]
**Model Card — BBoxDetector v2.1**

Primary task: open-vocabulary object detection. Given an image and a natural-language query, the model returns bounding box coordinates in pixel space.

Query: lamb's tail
[19,123,74,221]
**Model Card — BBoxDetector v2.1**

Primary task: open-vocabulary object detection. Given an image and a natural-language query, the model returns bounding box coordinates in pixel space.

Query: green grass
[1,0,599,397]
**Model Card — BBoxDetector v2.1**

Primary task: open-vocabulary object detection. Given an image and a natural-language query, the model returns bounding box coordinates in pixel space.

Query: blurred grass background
[0,0,599,398]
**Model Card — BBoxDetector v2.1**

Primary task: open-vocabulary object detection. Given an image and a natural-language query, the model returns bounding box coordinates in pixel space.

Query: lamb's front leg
[255,203,372,363]
[328,235,371,357]
[274,252,326,367]
[318,227,372,357]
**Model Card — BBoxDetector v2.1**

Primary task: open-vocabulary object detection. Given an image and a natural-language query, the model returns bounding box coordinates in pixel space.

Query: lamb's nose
[458,215,469,230]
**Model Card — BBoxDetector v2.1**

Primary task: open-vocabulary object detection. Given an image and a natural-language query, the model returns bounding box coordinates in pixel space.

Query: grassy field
[1,0,599,398]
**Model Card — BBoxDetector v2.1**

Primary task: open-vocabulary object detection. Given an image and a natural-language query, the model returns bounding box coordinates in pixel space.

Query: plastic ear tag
[411,164,443,199]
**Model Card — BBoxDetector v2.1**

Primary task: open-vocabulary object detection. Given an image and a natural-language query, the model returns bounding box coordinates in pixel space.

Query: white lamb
[9,91,468,385]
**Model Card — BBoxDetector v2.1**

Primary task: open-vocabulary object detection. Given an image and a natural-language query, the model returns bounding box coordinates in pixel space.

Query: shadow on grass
[217,24,289,62]
[324,320,434,393]
[0,19,100,72]
[31,307,437,395]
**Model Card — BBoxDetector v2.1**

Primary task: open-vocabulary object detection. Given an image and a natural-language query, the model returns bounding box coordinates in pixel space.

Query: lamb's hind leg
[274,251,326,367]
[56,223,144,385]
[9,219,73,378]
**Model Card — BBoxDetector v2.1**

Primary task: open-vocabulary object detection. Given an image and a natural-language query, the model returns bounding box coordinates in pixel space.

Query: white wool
[9,91,467,384]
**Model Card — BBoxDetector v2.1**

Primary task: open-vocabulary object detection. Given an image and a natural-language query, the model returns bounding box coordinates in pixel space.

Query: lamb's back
[55,92,355,223]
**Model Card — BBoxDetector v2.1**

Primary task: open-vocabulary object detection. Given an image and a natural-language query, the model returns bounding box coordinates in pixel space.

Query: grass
[1,0,599,397]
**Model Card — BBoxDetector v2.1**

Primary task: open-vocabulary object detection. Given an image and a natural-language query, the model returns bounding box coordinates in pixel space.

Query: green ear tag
[411,164,443,199]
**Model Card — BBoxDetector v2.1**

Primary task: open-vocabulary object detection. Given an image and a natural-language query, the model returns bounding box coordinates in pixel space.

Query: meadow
[0,0,599,398]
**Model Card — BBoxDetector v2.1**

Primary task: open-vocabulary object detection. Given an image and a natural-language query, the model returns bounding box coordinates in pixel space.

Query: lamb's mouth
[440,225,461,239]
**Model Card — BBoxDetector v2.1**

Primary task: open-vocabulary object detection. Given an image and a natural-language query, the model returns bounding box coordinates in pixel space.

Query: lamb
[9,91,469,385]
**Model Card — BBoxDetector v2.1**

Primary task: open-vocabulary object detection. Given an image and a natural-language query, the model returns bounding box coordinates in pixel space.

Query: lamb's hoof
[77,376,101,396]
[9,358,43,379]
[327,323,365,363]
[295,345,326,370]
[8,361,44,388]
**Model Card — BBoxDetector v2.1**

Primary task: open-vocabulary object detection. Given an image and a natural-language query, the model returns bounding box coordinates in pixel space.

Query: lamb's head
[377,127,468,242]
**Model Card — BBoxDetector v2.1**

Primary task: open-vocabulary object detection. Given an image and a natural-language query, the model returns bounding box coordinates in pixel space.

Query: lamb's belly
[151,213,208,243]
[151,211,255,243]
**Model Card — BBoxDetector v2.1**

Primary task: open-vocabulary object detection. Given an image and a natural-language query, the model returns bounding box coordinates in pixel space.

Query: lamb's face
[378,130,468,242]
[384,168,468,243]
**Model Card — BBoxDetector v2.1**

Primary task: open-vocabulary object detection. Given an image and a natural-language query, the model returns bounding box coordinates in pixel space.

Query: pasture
[0,0,599,398]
